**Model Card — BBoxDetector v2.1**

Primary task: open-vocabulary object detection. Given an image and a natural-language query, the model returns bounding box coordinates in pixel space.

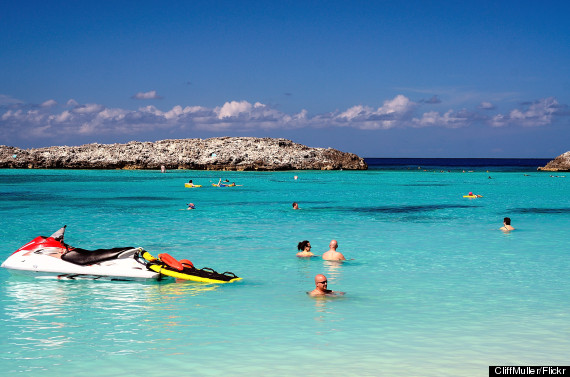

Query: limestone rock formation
[0,137,368,170]
[537,151,570,172]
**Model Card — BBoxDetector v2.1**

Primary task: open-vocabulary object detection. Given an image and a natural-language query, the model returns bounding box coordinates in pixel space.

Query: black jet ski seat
[61,247,138,266]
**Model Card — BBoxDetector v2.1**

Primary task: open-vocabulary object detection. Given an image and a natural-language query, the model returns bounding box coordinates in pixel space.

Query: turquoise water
[1,167,568,376]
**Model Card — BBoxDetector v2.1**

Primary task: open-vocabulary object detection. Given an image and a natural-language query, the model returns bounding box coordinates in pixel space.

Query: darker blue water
[364,158,550,171]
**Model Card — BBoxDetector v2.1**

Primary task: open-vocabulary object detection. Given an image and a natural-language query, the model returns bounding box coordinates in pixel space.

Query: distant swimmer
[187,203,196,210]
[308,274,345,297]
[292,202,300,210]
[465,191,483,198]
[322,239,346,261]
[215,178,239,187]
[296,240,314,257]
[500,217,515,231]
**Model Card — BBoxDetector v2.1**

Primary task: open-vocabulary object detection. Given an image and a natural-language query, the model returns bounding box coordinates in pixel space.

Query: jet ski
[2,226,241,283]
[1,226,160,281]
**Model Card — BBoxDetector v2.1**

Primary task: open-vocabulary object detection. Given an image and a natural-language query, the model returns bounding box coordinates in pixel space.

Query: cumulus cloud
[412,109,472,128]
[1,94,566,145]
[479,102,495,110]
[489,97,561,127]
[41,99,58,108]
[132,90,162,100]
[335,95,417,129]
[217,100,253,119]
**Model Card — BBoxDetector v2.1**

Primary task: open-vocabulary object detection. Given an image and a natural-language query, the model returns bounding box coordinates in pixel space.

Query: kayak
[138,251,241,283]
[185,183,202,188]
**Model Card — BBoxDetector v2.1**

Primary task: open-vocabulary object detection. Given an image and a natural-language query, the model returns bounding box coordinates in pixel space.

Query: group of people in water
[294,199,515,296]
[186,178,239,187]
[297,239,346,261]
[184,178,240,209]
[296,239,347,296]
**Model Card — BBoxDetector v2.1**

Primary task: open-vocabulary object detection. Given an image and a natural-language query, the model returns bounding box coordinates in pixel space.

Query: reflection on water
[323,260,343,280]
[2,277,221,354]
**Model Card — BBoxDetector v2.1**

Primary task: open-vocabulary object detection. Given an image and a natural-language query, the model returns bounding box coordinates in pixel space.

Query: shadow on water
[509,207,570,214]
[0,174,153,184]
[317,204,477,214]
[311,204,478,222]
[0,191,61,202]
[398,183,451,187]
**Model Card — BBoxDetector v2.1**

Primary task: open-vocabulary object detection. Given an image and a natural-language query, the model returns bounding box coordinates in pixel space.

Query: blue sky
[1,1,569,157]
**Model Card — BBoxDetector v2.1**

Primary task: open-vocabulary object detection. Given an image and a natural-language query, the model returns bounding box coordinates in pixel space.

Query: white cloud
[489,97,560,127]
[334,95,417,129]
[0,95,566,144]
[132,90,162,100]
[479,102,495,110]
[0,94,24,106]
[73,104,104,114]
[41,99,57,108]
[217,100,253,119]
[412,110,470,128]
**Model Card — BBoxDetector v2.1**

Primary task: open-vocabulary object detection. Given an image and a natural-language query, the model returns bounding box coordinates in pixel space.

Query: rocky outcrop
[0,137,367,171]
[537,151,570,172]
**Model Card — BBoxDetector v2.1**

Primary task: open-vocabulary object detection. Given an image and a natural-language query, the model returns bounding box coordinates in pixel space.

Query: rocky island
[537,151,570,172]
[0,137,367,171]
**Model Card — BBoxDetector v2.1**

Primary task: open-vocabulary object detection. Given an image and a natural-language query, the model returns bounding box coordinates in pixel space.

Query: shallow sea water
[0,165,568,376]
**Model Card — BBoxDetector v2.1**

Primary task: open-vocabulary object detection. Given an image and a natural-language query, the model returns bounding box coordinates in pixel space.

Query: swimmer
[187,203,196,210]
[322,239,346,261]
[500,217,515,231]
[292,202,300,210]
[308,274,345,297]
[296,240,314,257]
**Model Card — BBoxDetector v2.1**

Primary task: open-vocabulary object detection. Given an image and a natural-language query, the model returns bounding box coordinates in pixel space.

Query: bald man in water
[322,239,346,261]
[308,274,344,297]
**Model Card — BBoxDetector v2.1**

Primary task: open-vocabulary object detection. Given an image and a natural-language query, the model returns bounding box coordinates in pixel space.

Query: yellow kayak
[139,251,241,283]
[185,183,202,188]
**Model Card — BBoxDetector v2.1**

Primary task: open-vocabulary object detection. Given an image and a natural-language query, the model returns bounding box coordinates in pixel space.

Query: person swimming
[321,239,346,261]
[296,240,314,257]
[500,217,515,231]
[308,274,344,297]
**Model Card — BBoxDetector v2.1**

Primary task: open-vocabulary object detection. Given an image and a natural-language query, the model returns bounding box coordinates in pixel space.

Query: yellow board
[463,195,482,198]
[141,251,241,283]
[185,183,202,188]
